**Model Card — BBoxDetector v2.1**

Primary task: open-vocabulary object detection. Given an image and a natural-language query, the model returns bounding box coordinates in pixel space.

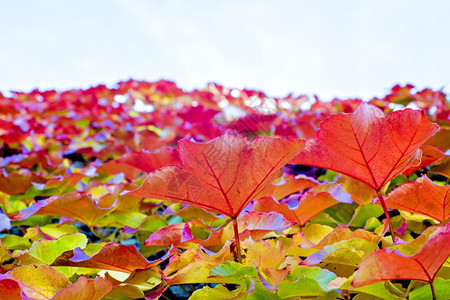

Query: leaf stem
[89,226,104,240]
[430,281,436,300]
[232,217,242,263]
[375,190,396,242]
[179,284,191,296]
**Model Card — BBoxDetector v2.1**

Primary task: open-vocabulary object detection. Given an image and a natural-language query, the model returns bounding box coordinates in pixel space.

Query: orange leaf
[97,148,180,180]
[52,244,149,273]
[253,183,352,226]
[129,132,305,218]
[51,242,175,273]
[403,145,446,177]
[256,173,319,200]
[51,277,112,300]
[291,103,439,190]
[383,175,450,222]
[336,175,376,205]
[11,192,115,227]
[352,223,450,287]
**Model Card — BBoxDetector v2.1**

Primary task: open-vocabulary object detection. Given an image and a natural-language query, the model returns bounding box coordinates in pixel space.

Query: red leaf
[291,103,439,190]
[0,171,47,195]
[113,148,180,173]
[177,105,220,123]
[403,145,445,177]
[0,278,22,300]
[227,114,278,133]
[129,132,305,218]
[383,175,449,222]
[352,223,450,287]
[51,243,175,273]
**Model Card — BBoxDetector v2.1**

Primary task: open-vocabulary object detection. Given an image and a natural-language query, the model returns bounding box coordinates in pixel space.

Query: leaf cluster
[0,81,449,299]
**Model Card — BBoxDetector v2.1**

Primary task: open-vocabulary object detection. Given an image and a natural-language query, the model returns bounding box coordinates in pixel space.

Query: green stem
[375,190,396,242]
[232,217,242,263]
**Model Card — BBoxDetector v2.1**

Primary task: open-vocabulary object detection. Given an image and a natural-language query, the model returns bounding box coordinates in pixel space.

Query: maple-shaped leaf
[129,132,305,218]
[352,223,450,287]
[383,175,449,222]
[291,103,439,191]
[253,183,352,226]
[51,242,175,273]
[11,192,115,227]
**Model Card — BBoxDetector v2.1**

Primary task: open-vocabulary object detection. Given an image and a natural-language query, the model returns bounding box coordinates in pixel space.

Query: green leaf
[210,262,258,284]
[365,217,382,231]
[409,278,450,300]
[19,233,88,265]
[95,211,147,228]
[277,266,337,298]
[349,205,384,228]
[1,235,31,250]
[324,203,358,224]
[103,284,145,300]
[189,284,237,299]
[339,275,403,299]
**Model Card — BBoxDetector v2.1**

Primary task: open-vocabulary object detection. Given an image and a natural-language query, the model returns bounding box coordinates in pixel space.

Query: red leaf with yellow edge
[291,103,439,191]
[129,132,305,218]
[352,223,450,287]
[51,242,176,273]
[51,277,112,300]
[11,192,115,227]
[383,175,450,222]
[253,183,352,226]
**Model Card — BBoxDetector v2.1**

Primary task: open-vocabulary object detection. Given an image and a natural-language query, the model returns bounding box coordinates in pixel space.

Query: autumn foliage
[0,80,449,299]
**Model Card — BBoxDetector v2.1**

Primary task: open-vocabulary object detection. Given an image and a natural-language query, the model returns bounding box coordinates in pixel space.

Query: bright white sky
[1,0,450,101]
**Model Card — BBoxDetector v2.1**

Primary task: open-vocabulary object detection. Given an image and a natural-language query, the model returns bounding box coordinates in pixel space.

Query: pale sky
[1,0,450,101]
